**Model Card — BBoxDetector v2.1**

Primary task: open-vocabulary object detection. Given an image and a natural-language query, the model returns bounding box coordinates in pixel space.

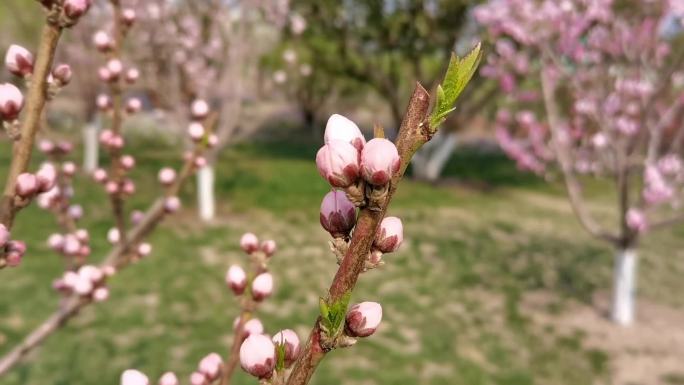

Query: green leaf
[429,43,483,129]
[319,291,353,338]
[275,343,286,371]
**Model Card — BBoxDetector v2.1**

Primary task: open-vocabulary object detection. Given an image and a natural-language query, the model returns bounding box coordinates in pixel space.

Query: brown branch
[0,23,63,230]
[285,83,431,385]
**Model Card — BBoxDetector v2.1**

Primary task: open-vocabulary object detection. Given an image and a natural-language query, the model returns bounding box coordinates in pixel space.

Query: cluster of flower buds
[239,328,301,379]
[226,233,276,300]
[91,151,137,198]
[184,99,218,169]
[0,224,26,268]
[36,0,92,26]
[15,162,58,202]
[53,264,112,301]
[189,353,223,385]
[47,229,91,261]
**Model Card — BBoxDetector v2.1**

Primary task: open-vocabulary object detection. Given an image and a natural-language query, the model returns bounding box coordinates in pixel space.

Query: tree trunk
[82,118,100,172]
[197,165,215,221]
[611,248,637,326]
[412,131,458,182]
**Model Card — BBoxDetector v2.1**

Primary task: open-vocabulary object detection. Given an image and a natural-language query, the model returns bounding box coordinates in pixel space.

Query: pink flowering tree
[476,0,684,325]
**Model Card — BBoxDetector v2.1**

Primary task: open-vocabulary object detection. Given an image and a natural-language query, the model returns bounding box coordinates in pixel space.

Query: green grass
[0,136,682,385]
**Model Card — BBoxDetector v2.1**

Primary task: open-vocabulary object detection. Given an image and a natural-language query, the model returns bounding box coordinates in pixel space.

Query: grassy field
[0,131,683,385]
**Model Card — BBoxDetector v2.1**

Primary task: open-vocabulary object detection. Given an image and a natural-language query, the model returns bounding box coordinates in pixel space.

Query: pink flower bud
[187,122,205,141]
[189,372,205,385]
[108,135,125,150]
[98,67,112,82]
[158,372,178,385]
[191,99,209,119]
[93,31,112,52]
[96,94,111,110]
[121,8,137,26]
[239,334,275,379]
[93,287,110,302]
[0,83,24,121]
[207,134,219,148]
[62,234,80,255]
[5,45,34,77]
[319,190,356,238]
[226,265,247,295]
[0,224,8,248]
[63,0,91,19]
[240,233,259,253]
[6,250,22,267]
[324,114,366,150]
[261,240,276,257]
[130,210,144,225]
[122,179,135,195]
[316,140,360,188]
[73,276,94,295]
[107,59,123,77]
[38,139,55,154]
[272,329,300,366]
[62,161,76,176]
[121,369,149,385]
[360,138,400,186]
[75,229,89,242]
[158,168,176,185]
[105,181,119,194]
[194,156,207,168]
[345,302,382,337]
[52,64,72,85]
[374,216,403,253]
[15,173,37,197]
[242,318,264,336]
[36,163,57,192]
[198,353,222,380]
[626,208,647,233]
[79,265,103,283]
[125,98,142,114]
[120,155,136,170]
[251,273,273,301]
[125,68,139,84]
[164,196,181,213]
[68,204,83,219]
[102,265,116,277]
[57,141,73,154]
[107,228,120,244]
[137,243,152,257]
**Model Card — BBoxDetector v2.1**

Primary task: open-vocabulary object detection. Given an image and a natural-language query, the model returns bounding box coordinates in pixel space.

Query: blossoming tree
[476,0,684,325]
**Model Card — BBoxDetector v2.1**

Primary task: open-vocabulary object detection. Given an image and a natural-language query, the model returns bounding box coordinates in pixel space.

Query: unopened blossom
[345,302,383,337]
[242,318,264,337]
[191,99,209,119]
[93,31,112,52]
[125,68,140,84]
[63,0,91,19]
[164,196,181,213]
[0,224,9,248]
[319,190,356,238]
[360,138,400,186]
[15,173,37,197]
[120,155,136,170]
[121,369,149,385]
[626,208,647,233]
[187,122,205,141]
[52,64,72,85]
[107,59,123,78]
[36,163,57,192]
[5,45,34,77]
[107,228,120,244]
[62,162,77,176]
[158,168,176,185]
[158,372,179,385]
[239,334,275,379]
[251,273,273,301]
[374,216,403,253]
[137,243,152,257]
[272,329,300,366]
[121,8,137,26]
[198,353,222,380]
[125,98,142,114]
[189,372,205,385]
[0,83,24,121]
[261,240,276,257]
[93,287,110,302]
[324,114,366,150]
[273,70,287,84]
[316,140,360,188]
[96,94,111,110]
[240,233,259,253]
[226,265,247,295]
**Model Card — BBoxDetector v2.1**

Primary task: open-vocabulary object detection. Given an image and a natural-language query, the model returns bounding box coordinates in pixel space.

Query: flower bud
[93,31,112,52]
[226,265,247,295]
[240,233,259,253]
[36,163,57,192]
[120,155,136,170]
[52,64,72,85]
[164,196,181,213]
[122,179,136,195]
[125,68,139,84]
[38,139,55,154]
[6,240,26,267]
[130,210,144,225]
[107,59,123,78]
[79,265,103,283]
[96,94,111,111]
[98,67,112,82]
[0,83,24,121]
[68,204,83,220]
[239,334,275,379]
[189,372,205,385]
[242,318,264,336]
[121,369,149,385]
[105,181,119,194]
[187,122,205,141]
[5,45,34,77]
[137,242,152,257]
[15,173,37,197]
[198,353,222,380]
[324,114,366,150]
[63,0,91,19]
[121,8,137,26]
[194,156,207,168]
[125,98,142,114]
[107,228,120,244]
[73,276,93,295]
[207,134,219,148]
[374,216,403,253]
[62,234,80,255]
[345,302,382,337]
[316,140,360,188]
[261,240,276,257]
[626,208,647,233]
[158,372,179,385]
[62,161,77,176]
[57,141,73,154]
[158,168,176,185]
[360,138,400,186]
[191,99,209,119]
[93,287,110,302]
[319,190,356,238]
[0,224,9,248]
[272,329,300,367]
[75,228,89,242]
[251,273,273,301]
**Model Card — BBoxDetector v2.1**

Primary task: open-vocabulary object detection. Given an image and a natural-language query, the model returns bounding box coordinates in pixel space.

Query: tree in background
[476,0,684,325]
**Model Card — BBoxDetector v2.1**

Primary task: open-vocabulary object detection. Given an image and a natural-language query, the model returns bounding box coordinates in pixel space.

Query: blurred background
[1,1,684,384]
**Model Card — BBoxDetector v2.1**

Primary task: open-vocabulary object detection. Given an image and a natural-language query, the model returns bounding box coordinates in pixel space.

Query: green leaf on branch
[275,342,286,371]
[318,291,353,338]
[429,43,483,130]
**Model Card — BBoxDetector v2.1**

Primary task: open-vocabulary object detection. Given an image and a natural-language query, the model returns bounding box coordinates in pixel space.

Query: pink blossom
[158,372,179,385]
[261,240,276,257]
[345,302,383,337]
[374,216,403,253]
[226,265,247,295]
[360,138,400,186]
[316,140,360,188]
[5,45,34,77]
[187,122,205,141]
[52,64,72,85]
[272,329,300,366]
[251,273,273,301]
[198,353,222,380]
[324,114,366,150]
[319,190,356,238]
[191,99,209,119]
[239,334,275,379]
[158,168,177,185]
[15,173,37,197]
[242,318,264,337]
[626,209,647,233]
[0,83,24,121]
[63,0,91,19]
[239,233,259,253]
[121,369,149,385]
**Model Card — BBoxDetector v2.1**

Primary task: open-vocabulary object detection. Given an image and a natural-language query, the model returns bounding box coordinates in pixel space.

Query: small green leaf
[275,343,286,371]
[319,297,329,320]
[429,43,483,129]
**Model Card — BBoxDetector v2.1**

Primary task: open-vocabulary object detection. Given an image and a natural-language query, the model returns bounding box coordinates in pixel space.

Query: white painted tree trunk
[197,165,216,221]
[611,248,637,326]
[412,131,458,182]
[82,119,100,172]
